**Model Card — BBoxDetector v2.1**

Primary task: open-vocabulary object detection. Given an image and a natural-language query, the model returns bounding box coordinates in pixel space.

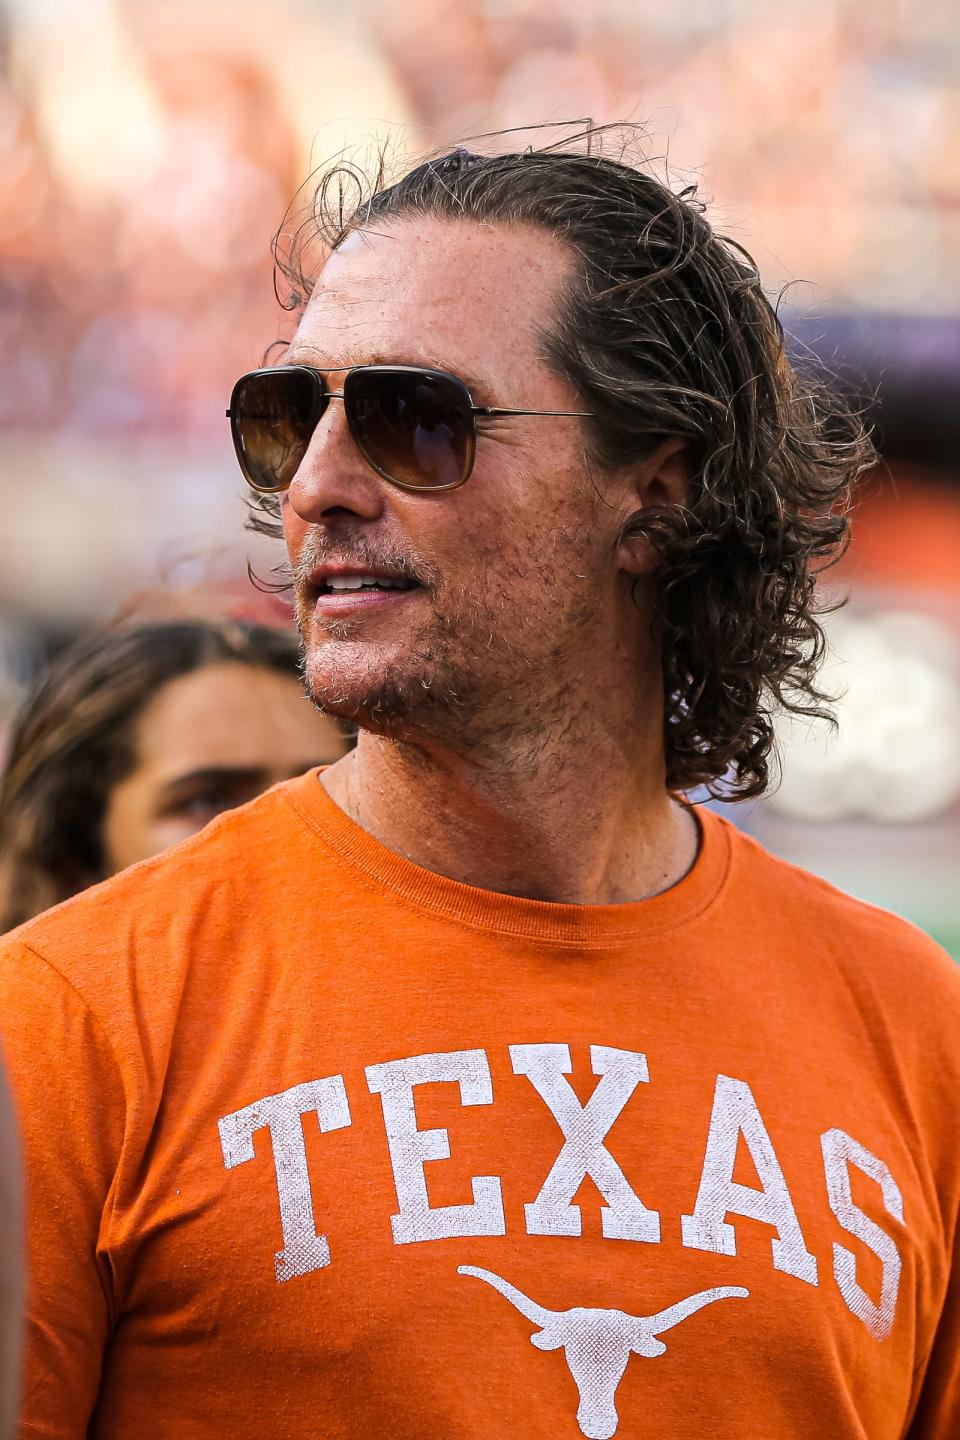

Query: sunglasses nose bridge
[286,393,387,524]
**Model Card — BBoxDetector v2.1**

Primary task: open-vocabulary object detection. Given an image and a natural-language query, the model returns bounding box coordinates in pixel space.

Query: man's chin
[303,655,428,736]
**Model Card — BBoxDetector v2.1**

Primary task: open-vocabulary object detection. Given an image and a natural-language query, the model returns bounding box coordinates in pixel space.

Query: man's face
[282,217,638,746]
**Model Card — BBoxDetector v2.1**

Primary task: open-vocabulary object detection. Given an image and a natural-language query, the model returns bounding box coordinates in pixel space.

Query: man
[1,141,958,1438]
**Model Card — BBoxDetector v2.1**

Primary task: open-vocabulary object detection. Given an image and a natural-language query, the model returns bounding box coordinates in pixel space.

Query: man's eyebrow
[281,345,351,370]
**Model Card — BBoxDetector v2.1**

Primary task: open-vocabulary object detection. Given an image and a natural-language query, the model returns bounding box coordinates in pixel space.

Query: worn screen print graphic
[217,1041,907,1435]
[458,1264,748,1439]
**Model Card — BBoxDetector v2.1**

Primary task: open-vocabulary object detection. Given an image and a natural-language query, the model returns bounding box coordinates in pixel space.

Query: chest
[101,993,940,1440]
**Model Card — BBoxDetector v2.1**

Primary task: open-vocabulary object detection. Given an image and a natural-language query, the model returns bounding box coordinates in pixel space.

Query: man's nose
[285,400,385,524]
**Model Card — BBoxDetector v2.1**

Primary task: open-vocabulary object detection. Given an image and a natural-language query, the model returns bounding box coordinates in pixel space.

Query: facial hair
[292,486,608,755]
[292,527,476,738]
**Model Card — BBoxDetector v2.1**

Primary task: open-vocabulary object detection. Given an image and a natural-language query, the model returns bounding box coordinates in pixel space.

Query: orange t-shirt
[0,770,958,1439]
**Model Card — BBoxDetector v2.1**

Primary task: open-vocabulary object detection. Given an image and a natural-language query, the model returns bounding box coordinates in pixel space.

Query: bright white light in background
[772,610,960,824]
[6,0,164,204]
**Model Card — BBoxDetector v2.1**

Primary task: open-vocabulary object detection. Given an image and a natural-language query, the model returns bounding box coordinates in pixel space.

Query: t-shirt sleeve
[0,938,125,1439]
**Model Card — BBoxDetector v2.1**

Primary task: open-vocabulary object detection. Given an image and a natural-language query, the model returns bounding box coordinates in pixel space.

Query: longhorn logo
[458,1265,749,1440]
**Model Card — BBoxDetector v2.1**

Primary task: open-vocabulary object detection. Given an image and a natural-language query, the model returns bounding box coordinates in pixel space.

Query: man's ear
[616,438,691,577]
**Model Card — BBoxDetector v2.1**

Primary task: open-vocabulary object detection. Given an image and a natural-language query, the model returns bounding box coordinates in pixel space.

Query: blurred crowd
[0,6,299,436]
[376,0,960,311]
[0,0,957,443]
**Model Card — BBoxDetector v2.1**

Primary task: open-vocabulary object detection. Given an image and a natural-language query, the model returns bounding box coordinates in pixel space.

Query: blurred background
[0,0,957,952]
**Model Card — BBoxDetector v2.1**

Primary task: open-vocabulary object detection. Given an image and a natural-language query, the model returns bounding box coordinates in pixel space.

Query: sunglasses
[227,364,591,494]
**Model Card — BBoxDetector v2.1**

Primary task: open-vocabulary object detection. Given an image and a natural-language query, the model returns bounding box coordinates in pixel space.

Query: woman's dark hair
[0,618,310,931]
[252,128,876,799]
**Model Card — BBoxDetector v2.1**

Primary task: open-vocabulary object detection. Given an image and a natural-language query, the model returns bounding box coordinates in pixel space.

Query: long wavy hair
[0,619,312,932]
[249,127,875,799]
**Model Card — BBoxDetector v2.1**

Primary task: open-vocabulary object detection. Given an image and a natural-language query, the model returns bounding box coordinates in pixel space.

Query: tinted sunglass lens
[346,370,473,490]
[231,369,321,492]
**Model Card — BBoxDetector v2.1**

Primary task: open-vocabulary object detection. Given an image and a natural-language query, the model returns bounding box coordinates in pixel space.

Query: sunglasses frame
[227,363,592,495]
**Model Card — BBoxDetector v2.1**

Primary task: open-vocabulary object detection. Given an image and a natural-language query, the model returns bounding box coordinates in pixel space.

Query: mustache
[292,530,436,589]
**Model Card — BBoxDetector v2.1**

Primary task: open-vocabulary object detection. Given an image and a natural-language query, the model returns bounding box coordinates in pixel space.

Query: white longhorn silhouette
[458,1265,749,1440]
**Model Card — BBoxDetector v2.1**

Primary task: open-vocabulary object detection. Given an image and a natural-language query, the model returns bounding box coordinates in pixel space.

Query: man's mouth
[305,563,425,613]
[318,573,419,595]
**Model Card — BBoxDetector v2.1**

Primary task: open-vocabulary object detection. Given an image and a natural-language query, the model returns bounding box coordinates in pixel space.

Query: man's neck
[320,718,699,908]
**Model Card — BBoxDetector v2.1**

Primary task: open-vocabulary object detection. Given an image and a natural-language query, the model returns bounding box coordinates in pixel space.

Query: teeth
[325,574,412,591]
[328,575,369,590]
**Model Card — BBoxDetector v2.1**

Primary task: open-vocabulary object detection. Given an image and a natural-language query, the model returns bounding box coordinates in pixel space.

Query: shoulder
[10,776,292,925]
[718,813,960,1033]
[714,819,960,1195]
[0,774,322,1030]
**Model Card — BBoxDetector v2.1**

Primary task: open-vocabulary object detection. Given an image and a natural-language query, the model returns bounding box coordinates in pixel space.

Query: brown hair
[0,618,306,932]
[250,128,875,799]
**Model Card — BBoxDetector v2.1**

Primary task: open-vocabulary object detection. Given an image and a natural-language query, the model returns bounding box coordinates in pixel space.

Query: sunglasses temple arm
[474,406,594,417]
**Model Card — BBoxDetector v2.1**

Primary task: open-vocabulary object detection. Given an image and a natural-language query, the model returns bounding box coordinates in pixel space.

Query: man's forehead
[319,216,570,291]
[291,217,574,390]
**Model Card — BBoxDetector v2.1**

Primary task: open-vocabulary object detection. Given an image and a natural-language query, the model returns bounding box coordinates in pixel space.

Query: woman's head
[0,617,349,931]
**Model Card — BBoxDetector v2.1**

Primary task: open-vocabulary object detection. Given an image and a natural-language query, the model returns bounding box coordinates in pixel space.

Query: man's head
[250,136,874,796]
